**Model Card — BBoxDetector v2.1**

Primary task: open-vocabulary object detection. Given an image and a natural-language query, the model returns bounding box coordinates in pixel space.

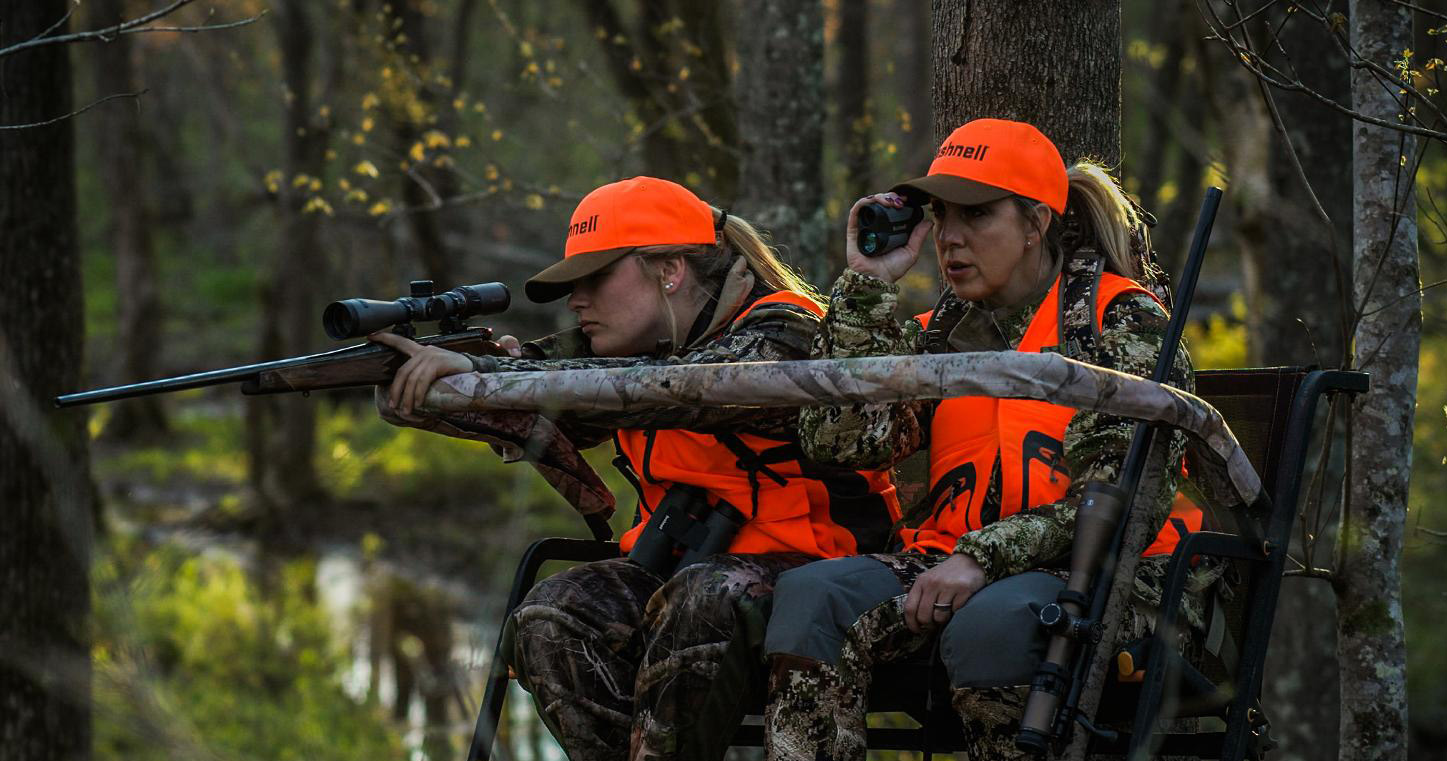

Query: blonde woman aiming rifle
[372,176,899,761]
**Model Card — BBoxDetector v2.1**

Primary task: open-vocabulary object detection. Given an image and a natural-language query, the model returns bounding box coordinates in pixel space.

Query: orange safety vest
[900,272,1202,556]
[616,291,902,557]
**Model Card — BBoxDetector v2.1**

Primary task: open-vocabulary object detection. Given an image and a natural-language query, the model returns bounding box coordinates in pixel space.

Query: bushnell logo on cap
[892,119,1068,214]
[936,142,990,161]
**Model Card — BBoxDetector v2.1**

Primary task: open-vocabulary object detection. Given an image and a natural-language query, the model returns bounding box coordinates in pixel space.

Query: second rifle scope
[323,280,511,339]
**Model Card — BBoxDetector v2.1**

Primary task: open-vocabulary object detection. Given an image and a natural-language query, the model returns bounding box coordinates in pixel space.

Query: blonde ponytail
[635,208,826,312]
[1063,160,1147,279]
[714,209,826,309]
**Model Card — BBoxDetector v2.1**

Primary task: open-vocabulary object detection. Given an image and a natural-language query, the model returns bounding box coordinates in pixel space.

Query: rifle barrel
[53,342,380,408]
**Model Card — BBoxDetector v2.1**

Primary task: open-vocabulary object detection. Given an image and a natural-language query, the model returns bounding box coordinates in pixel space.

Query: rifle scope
[323,280,510,340]
[857,201,924,257]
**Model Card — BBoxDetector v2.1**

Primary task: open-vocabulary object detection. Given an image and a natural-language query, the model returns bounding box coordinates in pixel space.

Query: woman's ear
[1031,203,1052,241]
[655,254,687,290]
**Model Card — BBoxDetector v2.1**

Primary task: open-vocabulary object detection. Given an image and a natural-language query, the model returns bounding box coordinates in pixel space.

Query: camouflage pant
[765,553,1195,761]
[506,553,814,761]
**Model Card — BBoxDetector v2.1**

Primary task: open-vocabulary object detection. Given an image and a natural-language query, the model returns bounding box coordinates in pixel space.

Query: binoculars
[628,485,747,578]
[857,201,925,257]
[323,280,510,339]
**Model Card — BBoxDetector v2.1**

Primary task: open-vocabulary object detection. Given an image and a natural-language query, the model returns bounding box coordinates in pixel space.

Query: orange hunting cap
[525,176,719,303]
[893,118,1068,214]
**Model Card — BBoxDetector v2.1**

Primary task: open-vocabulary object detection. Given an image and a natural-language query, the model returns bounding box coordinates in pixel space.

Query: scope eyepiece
[857,201,924,257]
[322,281,511,339]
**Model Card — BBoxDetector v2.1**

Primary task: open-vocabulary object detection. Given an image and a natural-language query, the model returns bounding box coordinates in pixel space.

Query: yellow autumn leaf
[362,116,375,133]
[423,130,450,149]
[456,135,472,148]
[352,133,366,145]
[291,173,311,188]
[432,155,454,169]
[354,160,380,178]
[484,164,499,180]
[409,142,426,161]
[308,177,323,192]
[303,197,334,216]
[524,193,544,210]
[519,40,534,57]
[491,129,503,141]
[264,169,283,193]
[362,92,380,110]
[369,200,393,216]
[345,189,368,203]
[339,178,351,191]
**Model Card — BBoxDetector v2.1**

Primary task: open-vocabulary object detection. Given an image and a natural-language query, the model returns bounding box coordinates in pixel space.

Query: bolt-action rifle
[54,280,510,408]
[1015,188,1223,757]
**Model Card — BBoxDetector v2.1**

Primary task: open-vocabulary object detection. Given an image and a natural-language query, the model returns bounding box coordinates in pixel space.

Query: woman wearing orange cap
[761,120,1203,760]
[372,176,899,761]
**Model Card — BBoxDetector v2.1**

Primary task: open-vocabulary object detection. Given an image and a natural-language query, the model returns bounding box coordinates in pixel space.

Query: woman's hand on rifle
[369,331,475,417]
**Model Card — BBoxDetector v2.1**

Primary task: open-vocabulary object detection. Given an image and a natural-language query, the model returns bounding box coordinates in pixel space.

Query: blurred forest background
[3,0,1447,759]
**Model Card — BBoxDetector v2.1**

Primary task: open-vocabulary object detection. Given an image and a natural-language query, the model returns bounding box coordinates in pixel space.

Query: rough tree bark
[931,0,1121,166]
[91,0,169,442]
[1338,2,1417,759]
[0,1,95,758]
[732,0,829,285]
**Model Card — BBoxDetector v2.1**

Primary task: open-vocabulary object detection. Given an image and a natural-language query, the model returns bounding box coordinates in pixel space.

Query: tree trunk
[580,0,738,201]
[1242,10,1352,760]
[732,0,828,285]
[931,0,1120,166]
[0,1,95,758]
[900,0,934,170]
[389,0,462,289]
[836,0,870,205]
[246,0,334,527]
[91,0,168,442]
[1338,2,1417,759]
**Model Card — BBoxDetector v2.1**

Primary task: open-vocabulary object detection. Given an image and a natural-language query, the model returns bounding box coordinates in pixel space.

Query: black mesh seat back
[1186,367,1308,689]
[1194,368,1306,505]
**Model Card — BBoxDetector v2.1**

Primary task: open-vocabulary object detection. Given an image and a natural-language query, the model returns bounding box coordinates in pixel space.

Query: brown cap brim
[891,174,1013,207]
[524,248,634,303]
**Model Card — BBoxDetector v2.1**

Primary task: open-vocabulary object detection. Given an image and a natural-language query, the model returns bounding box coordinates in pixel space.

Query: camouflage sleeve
[798,268,934,469]
[953,292,1195,582]
[466,303,822,435]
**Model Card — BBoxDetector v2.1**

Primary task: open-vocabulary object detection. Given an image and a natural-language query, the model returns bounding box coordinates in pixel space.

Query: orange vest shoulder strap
[1094,272,1162,329]
[734,290,824,323]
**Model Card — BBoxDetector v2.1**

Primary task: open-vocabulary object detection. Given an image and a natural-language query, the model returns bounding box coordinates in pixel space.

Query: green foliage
[1183,294,1248,370]
[1404,337,1447,730]
[93,535,402,761]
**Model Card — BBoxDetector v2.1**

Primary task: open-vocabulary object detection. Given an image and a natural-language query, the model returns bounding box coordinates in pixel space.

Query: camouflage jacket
[464,259,823,447]
[799,265,1195,590]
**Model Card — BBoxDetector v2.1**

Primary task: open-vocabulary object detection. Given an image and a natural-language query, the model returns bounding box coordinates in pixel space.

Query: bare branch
[1386,0,1447,23]
[0,90,147,131]
[1199,0,1447,140]
[0,1,266,60]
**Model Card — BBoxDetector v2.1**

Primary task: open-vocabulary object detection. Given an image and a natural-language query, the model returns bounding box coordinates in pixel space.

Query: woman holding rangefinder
[762,119,1208,760]
[372,176,899,761]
